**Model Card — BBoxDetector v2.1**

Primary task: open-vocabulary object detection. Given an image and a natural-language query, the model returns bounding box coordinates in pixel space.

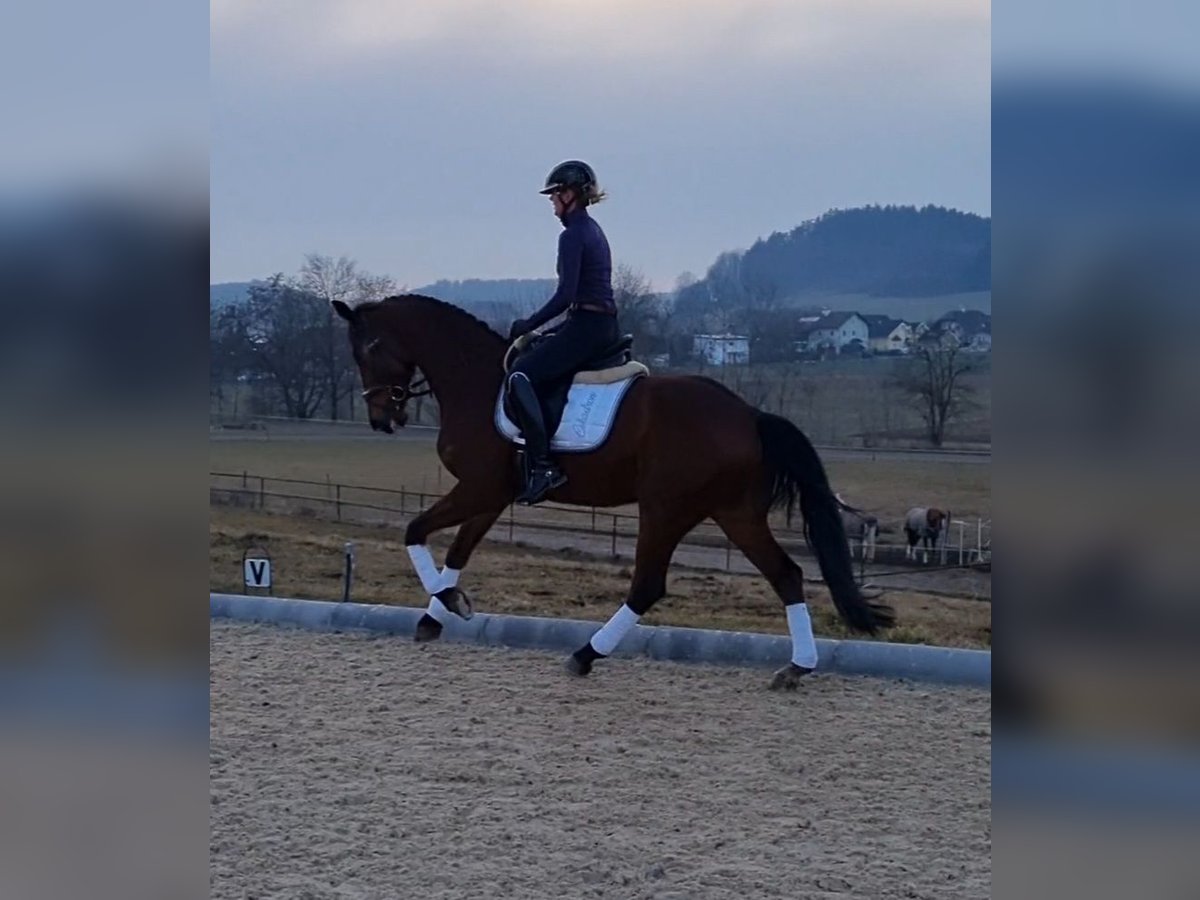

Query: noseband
[361,376,431,407]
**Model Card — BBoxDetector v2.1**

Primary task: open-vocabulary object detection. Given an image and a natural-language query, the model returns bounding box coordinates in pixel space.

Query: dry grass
[211,507,991,650]
[210,434,990,530]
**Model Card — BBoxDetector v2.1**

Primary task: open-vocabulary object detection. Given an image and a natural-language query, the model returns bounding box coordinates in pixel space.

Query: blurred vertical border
[0,1,208,898]
[994,0,1200,895]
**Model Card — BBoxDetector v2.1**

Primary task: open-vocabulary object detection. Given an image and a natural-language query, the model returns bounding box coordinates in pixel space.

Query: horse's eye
[364,338,381,354]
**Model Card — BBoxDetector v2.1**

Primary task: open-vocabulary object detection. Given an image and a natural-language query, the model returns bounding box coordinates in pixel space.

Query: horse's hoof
[769,663,814,691]
[414,613,443,643]
[436,586,474,621]
[564,653,593,677]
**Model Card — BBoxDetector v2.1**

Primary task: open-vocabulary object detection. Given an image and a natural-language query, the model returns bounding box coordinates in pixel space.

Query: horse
[332,295,895,689]
[835,494,879,562]
[903,507,950,564]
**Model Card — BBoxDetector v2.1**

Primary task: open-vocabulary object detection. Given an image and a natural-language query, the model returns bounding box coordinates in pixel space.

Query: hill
[676,205,990,322]
[210,281,253,310]
[412,278,556,308]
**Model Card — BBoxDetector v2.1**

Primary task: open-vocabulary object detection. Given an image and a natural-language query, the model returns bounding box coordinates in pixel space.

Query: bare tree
[506,286,544,319]
[242,275,328,419]
[799,379,820,425]
[298,253,397,420]
[210,303,251,417]
[613,264,665,355]
[741,367,772,409]
[895,333,977,446]
[355,272,399,302]
[773,363,803,418]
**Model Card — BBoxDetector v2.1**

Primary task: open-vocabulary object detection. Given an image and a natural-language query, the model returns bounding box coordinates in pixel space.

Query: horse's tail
[756,412,895,634]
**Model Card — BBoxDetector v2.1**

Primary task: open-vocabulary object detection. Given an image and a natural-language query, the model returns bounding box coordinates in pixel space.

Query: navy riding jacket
[525,207,615,331]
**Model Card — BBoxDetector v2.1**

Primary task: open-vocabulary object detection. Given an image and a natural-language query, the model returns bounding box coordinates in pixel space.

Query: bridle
[358,337,431,414]
[361,375,430,407]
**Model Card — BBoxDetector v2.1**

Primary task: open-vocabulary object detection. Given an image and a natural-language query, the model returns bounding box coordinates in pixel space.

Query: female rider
[506,160,621,505]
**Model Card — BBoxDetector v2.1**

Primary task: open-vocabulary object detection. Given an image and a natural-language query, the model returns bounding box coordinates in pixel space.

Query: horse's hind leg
[565,507,701,677]
[712,508,815,691]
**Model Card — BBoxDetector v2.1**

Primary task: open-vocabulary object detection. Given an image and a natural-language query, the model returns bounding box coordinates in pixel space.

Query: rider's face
[550,188,575,216]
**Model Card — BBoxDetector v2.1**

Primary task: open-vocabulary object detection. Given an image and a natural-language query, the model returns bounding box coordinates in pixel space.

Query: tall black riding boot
[507,373,568,505]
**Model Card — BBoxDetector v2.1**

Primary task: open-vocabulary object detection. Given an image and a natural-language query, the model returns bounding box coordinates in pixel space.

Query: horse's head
[928,508,948,531]
[333,300,426,434]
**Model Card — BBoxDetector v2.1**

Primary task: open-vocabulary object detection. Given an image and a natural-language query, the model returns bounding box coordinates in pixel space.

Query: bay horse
[333,295,894,689]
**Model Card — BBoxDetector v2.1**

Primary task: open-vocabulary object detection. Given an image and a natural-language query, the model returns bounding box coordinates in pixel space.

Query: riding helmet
[539,160,597,195]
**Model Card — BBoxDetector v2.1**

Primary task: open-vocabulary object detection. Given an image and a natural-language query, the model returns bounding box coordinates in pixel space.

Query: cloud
[211,0,989,286]
[213,0,988,77]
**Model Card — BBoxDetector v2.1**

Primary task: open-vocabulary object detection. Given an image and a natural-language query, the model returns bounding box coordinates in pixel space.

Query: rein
[502,332,538,374]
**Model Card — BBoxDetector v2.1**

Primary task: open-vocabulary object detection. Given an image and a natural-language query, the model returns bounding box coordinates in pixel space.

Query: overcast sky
[211,0,989,290]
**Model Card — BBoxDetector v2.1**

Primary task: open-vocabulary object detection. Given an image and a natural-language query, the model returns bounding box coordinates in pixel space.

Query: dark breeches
[508,311,620,388]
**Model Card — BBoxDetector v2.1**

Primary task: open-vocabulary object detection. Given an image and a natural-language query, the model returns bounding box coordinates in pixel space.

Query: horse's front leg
[404,486,495,635]
[412,507,504,643]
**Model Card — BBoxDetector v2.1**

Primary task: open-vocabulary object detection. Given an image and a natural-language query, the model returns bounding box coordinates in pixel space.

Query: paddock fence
[211,470,991,581]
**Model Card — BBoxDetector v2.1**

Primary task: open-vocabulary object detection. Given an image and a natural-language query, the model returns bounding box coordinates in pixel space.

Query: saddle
[497,332,649,453]
[503,332,637,380]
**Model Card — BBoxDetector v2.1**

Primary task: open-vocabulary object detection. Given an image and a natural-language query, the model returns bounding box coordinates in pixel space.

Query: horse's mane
[357,294,506,345]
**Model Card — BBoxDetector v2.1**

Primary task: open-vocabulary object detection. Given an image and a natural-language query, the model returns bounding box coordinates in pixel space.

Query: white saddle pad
[495,374,643,453]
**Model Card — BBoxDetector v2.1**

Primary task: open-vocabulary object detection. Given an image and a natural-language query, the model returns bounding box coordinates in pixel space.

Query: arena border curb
[210,593,990,688]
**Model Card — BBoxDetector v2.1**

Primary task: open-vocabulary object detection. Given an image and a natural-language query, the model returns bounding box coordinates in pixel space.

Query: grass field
[211,507,990,649]
[214,345,993,450]
[210,433,991,648]
[210,434,990,529]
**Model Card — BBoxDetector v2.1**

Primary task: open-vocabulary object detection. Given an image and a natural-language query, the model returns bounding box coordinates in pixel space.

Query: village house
[861,315,914,354]
[930,309,991,352]
[794,311,869,355]
[692,333,750,366]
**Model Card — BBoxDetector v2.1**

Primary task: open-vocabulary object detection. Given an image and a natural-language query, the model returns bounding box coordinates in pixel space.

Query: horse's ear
[331,300,354,322]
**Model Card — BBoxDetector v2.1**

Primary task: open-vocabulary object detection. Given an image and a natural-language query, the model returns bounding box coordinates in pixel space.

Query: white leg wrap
[786,603,818,669]
[422,567,462,626]
[589,605,640,656]
[426,595,453,625]
[407,545,441,594]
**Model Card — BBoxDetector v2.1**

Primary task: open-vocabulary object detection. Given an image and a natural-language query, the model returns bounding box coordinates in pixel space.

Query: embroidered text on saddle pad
[495,372,645,453]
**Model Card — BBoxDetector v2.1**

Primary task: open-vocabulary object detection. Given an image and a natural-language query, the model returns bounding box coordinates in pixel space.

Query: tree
[895,333,977,446]
[673,271,697,294]
[242,275,329,419]
[210,303,254,416]
[297,253,397,420]
[613,264,666,355]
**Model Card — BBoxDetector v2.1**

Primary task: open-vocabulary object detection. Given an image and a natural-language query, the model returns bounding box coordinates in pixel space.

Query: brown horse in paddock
[332,295,894,689]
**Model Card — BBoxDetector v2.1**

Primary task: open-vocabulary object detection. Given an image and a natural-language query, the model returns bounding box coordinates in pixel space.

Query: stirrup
[517,464,567,505]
